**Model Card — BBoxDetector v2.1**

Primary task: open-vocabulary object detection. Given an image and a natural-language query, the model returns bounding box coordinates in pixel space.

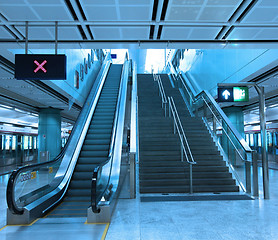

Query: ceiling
[0,0,278,51]
[0,0,278,130]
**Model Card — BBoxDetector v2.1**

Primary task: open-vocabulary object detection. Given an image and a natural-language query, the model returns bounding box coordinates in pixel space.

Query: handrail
[168,96,195,194]
[168,96,196,165]
[178,74,252,154]
[153,74,167,116]
[201,95,249,162]
[176,74,195,104]
[177,72,258,196]
[91,59,129,213]
[153,74,167,104]
[7,53,112,215]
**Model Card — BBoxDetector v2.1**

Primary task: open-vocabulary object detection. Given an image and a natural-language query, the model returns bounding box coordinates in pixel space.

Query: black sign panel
[15,54,67,80]
[218,87,234,102]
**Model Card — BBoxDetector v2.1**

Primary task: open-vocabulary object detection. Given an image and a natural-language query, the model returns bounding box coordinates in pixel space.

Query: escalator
[46,65,122,218]
[6,57,129,224]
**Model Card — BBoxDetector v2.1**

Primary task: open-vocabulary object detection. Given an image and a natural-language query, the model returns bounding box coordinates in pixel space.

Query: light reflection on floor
[1,166,278,239]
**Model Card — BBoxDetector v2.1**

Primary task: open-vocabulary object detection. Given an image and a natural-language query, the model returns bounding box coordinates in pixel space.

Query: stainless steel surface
[255,85,269,199]
[153,74,168,116]
[245,159,251,194]
[94,58,130,214]
[87,205,111,223]
[213,116,216,135]
[168,96,195,165]
[218,82,257,87]
[129,153,136,199]
[252,151,259,197]
[25,21,28,54]
[189,164,193,195]
[130,62,137,154]
[55,21,58,55]
[168,96,196,194]
[129,61,137,199]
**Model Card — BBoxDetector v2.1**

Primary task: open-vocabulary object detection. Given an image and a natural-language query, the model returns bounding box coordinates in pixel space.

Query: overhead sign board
[15,54,67,80]
[218,87,249,102]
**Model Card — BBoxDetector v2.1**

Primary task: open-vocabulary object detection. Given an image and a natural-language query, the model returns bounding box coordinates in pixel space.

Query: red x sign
[34,60,47,73]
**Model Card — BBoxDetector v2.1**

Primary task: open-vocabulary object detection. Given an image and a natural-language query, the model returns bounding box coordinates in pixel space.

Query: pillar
[222,106,245,166]
[38,108,61,162]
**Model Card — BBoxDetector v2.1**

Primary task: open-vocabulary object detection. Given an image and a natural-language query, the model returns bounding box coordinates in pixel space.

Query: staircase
[138,74,239,194]
[47,64,122,218]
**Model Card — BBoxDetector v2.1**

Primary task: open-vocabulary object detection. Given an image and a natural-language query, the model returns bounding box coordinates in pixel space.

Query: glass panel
[245,134,250,146]
[29,136,32,149]
[258,133,261,147]
[5,135,11,150]
[2,135,4,150]
[267,132,272,147]
[250,134,254,146]
[12,136,16,150]
[14,161,61,209]
[23,136,28,150]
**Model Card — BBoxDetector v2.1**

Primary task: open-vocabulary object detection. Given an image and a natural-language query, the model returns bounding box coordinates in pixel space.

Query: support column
[38,108,61,162]
[222,106,245,166]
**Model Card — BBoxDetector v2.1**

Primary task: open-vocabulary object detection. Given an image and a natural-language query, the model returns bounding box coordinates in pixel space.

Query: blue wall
[11,49,101,107]
[177,49,278,96]
[43,49,101,107]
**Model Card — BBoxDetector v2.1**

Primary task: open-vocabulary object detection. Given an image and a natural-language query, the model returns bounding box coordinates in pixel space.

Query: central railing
[153,74,167,117]
[168,96,196,193]
[152,74,196,193]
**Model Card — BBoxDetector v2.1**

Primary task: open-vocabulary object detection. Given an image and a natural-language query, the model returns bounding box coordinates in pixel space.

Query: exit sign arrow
[222,90,230,100]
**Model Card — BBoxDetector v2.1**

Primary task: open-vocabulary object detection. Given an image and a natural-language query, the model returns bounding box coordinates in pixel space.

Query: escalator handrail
[91,59,129,213]
[7,54,112,215]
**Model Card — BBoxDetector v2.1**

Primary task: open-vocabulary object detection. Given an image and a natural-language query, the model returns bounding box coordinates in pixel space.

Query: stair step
[140,166,229,173]
[140,178,236,187]
[140,185,239,193]
[140,172,233,180]
[140,160,225,167]
[137,74,239,194]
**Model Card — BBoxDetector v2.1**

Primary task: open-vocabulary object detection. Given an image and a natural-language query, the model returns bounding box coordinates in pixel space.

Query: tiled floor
[105,167,278,240]
[0,173,107,240]
[1,166,278,239]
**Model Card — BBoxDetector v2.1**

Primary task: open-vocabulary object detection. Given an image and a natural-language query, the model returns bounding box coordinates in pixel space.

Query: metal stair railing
[177,73,258,197]
[168,96,196,194]
[153,74,168,117]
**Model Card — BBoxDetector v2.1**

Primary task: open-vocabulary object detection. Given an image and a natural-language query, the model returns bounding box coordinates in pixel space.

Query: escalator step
[85,134,111,140]
[77,157,107,164]
[81,145,109,151]
[79,151,108,158]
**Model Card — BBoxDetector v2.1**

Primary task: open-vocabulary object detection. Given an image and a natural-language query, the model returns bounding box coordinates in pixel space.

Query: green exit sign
[218,86,249,102]
[233,87,249,102]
